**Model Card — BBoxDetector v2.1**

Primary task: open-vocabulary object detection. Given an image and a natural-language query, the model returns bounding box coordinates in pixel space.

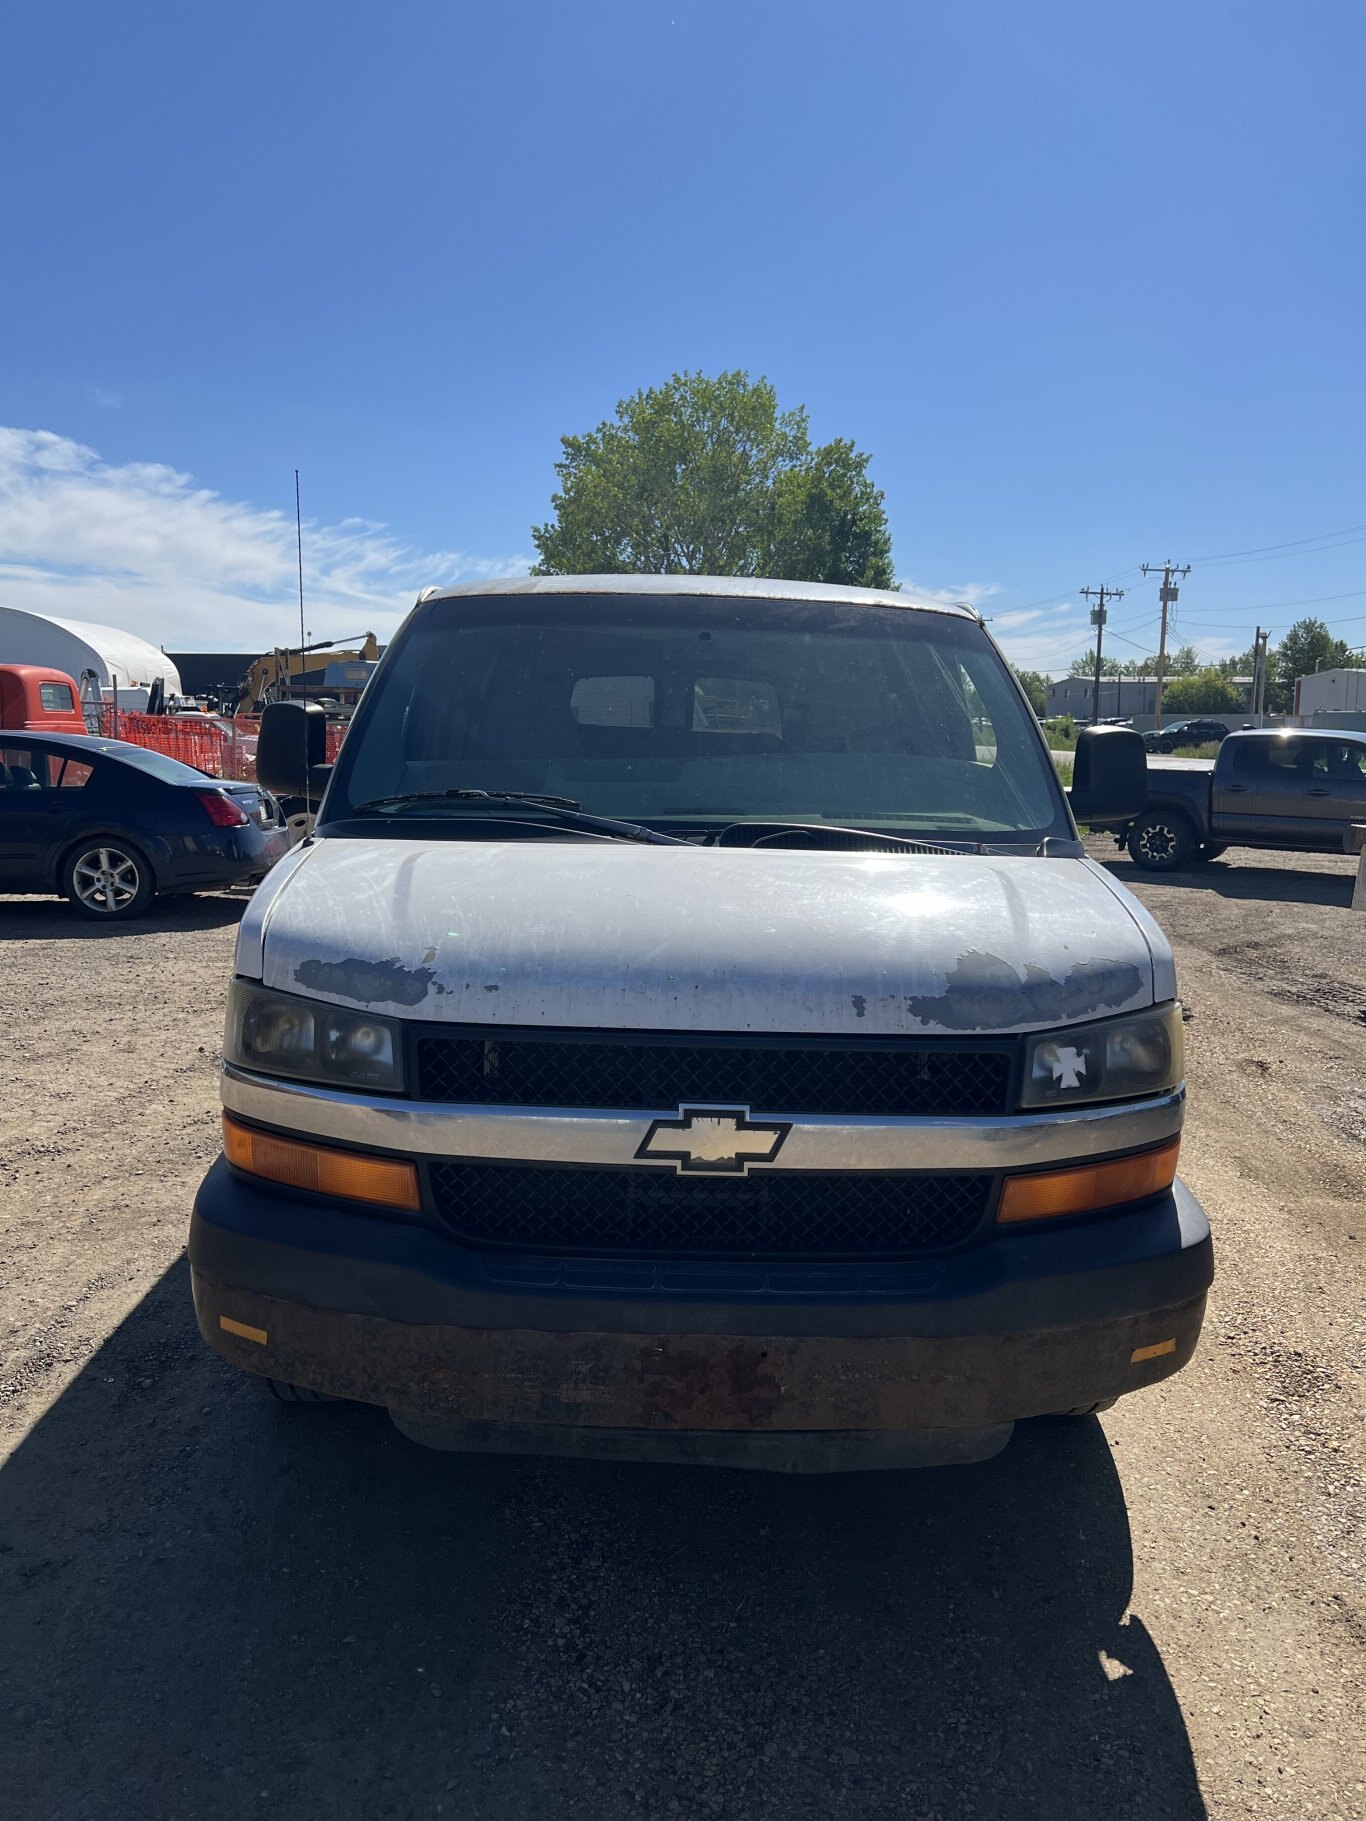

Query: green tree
[1161,670,1245,715]
[532,370,895,587]
[1011,667,1049,717]
[1166,644,1202,677]
[1068,648,1122,677]
[1273,618,1354,694]
[1214,650,1254,679]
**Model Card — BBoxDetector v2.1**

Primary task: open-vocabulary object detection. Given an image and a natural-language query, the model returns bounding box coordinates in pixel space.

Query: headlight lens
[226,981,405,1092]
[1020,1003,1183,1109]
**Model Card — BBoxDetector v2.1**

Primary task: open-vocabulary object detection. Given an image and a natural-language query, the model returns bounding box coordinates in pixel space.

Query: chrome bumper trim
[220,1066,1184,1172]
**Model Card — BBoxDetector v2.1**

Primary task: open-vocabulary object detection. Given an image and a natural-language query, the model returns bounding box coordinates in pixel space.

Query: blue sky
[1,0,1362,669]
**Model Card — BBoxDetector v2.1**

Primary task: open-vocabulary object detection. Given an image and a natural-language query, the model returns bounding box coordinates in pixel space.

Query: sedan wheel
[63,842,155,920]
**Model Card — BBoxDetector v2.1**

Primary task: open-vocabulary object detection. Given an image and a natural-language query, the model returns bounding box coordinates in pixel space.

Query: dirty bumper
[190,1163,1211,1471]
[193,1273,1206,1469]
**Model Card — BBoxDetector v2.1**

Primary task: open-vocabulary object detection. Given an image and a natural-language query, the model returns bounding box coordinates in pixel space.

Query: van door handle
[1226,784,1249,793]
[1308,786,1331,797]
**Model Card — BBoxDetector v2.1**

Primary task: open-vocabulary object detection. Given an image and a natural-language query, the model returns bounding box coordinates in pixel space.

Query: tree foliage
[1011,667,1049,717]
[1161,670,1245,714]
[1069,641,1205,681]
[1210,620,1356,712]
[1068,649,1122,677]
[531,370,896,587]
[1272,618,1355,702]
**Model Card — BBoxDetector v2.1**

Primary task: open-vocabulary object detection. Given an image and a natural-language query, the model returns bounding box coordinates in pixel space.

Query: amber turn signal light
[997,1137,1180,1225]
[222,1114,421,1211]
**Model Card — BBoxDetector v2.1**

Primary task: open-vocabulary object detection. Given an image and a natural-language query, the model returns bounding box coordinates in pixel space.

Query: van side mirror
[257,701,332,798]
[1069,725,1147,823]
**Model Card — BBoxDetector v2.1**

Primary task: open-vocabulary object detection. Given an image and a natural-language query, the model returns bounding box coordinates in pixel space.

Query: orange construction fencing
[91,709,346,782]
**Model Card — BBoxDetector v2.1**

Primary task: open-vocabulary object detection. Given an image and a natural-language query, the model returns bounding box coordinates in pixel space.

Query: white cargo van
[190,576,1210,1470]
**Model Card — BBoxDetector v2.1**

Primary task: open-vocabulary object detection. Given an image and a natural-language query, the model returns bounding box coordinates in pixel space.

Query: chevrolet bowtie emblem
[635,1106,792,1176]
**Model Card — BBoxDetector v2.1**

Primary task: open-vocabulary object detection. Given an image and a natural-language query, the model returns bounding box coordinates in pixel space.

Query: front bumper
[190,1157,1212,1468]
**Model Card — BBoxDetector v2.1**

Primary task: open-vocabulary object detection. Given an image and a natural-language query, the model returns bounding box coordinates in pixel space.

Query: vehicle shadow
[0,1261,1206,1821]
[0,891,248,940]
[1100,853,1355,908]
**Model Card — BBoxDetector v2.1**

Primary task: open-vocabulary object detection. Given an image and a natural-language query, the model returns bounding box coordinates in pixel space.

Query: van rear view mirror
[257,701,331,799]
[1069,725,1147,823]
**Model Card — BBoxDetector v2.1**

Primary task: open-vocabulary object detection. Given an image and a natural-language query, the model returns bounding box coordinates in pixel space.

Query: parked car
[0,732,289,918]
[1141,718,1231,754]
[1101,727,1366,869]
[191,575,1211,1472]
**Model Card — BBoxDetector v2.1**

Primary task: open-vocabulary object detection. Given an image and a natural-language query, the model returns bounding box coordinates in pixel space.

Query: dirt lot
[1,846,1363,1821]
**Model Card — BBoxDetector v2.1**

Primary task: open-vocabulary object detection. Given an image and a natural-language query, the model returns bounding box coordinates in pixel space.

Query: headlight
[1020,1003,1183,1109]
[225,981,405,1092]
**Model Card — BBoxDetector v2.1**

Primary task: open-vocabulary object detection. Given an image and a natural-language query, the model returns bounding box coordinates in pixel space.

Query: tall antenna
[294,469,306,659]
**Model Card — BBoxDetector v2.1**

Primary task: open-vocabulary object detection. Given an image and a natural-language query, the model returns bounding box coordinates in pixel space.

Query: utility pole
[1140,561,1191,732]
[1250,626,1270,726]
[1080,583,1125,725]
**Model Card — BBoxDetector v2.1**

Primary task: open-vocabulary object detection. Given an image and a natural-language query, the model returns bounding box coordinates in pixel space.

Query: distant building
[1046,676,1162,719]
[1045,674,1252,726]
[0,605,181,711]
[167,651,258,702]
[1293,667,1366,718]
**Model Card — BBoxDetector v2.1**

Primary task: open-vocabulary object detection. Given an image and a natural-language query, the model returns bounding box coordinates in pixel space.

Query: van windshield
[326,595,1065,839]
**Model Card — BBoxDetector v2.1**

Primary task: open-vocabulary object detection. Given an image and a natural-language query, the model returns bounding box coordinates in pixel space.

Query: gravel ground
[0,846,1362,1821]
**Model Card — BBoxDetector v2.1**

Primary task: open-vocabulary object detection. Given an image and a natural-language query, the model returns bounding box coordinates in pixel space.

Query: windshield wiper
[718,821,980,853]
[349,789,687,846]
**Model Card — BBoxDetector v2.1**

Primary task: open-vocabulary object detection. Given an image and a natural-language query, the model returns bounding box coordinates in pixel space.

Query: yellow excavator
[236,633,380,715]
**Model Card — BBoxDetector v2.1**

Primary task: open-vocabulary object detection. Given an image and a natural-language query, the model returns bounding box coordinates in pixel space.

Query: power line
[996,563,1145,617]
[1190,520,1366,562]
[1001,518,1366,625]
[1194,533,1366,568]
[1172,587,1366,623]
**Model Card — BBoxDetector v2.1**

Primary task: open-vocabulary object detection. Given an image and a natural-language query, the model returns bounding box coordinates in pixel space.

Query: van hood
[240,839,1174,1038]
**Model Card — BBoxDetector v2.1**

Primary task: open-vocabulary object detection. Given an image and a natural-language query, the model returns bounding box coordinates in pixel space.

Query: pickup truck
[1110,727,1366,870]
[0,664,87,734]
[189,575,1212,1472]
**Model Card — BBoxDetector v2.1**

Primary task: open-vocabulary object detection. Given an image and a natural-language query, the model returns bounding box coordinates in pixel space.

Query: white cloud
[991,601,1091,675]
[900,577,1001,612]
[0,427,532,650]
[901,574,1089,674]
[87,386,123,411]
[988,608,1049,631]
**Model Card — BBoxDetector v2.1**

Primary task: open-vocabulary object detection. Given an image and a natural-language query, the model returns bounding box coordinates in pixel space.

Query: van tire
[1195,842,1227,862]
[1128,809,1196,871]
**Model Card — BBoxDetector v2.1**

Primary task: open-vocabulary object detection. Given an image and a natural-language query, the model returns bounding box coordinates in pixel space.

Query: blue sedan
[0,732,289,919]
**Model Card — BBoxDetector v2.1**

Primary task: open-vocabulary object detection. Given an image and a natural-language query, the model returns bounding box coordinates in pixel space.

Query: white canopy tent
[0,605,182,711]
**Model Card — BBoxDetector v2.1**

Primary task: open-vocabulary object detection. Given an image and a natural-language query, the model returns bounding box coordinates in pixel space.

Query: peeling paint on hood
[250,839,1166,1036]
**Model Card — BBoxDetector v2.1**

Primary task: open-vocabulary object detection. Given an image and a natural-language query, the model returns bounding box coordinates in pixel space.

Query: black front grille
[428,1162,993,1258]
[415,1032,1012,1116]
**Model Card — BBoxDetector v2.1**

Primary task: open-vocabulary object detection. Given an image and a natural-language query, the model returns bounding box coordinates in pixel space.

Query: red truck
[0,665,87,734]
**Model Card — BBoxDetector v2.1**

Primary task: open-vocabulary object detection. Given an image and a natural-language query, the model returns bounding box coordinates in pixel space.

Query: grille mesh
[415,1033,1012,1116]
[428,1162,992,1258]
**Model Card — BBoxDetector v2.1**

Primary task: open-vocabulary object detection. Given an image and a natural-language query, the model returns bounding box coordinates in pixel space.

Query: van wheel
[248,1375,337,1404]
[1128,810,1196,871]
[61,840,156,919]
